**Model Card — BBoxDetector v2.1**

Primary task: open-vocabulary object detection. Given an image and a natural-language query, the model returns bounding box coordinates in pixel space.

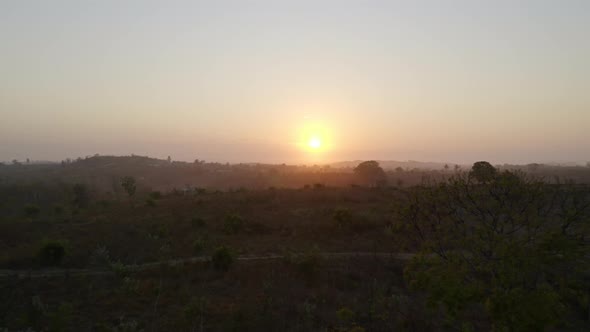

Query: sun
[308,136,322,150]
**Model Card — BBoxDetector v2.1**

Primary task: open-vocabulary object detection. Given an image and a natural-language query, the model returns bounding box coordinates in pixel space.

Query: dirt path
[0,252,416,279]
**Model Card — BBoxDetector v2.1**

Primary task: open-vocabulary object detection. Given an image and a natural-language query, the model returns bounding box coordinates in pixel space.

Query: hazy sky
[1,0,589,164]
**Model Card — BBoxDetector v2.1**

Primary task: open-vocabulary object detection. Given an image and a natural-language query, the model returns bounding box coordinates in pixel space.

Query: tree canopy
[398,162,590,331]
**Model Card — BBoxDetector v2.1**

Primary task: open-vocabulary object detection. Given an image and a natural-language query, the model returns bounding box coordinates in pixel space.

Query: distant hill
[329,160,462,171]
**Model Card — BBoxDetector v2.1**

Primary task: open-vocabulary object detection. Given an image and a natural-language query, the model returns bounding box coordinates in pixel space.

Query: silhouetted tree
[354,160,387,187]
[469,161,497,182]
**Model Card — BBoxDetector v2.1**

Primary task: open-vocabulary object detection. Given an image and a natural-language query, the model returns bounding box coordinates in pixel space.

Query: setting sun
[308,137,322,150]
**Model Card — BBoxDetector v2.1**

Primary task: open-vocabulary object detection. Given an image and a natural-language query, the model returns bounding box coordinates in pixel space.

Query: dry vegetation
[0,156,589,331]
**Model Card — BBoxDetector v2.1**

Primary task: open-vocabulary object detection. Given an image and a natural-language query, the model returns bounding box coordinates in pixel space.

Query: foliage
[191,216,207,228]
[469,161,497,183]
[24,204,40,218]
[149,191,162,200]
[223,214,244,234]
[120,176,137,198]
[192,236,208,254]
[333,207,352,228]
[72,183,90,208]
[145,198,156,207]
[354,161,387,187]
[211,246,234,271]
[37,240,67,266]
[399,162,590,331]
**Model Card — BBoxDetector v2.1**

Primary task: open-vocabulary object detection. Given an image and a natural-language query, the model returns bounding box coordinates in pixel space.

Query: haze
[1,0,589,164]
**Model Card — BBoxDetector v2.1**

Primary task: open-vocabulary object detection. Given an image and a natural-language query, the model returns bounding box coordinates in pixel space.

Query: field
[0,157,589,331]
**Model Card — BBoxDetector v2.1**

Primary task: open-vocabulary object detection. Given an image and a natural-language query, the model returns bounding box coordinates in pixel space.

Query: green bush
[192,237,207,254]
[211,246,234,271]
[223,214,244,234]
[38,240,67,266]
[332,208,352,228]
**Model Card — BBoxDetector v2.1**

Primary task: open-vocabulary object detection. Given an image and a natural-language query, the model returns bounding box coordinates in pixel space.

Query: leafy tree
[121,176,137,198]
[38,240,67,266]
[469,161,497,182]
[211,246,234,271]
[399,166,590,330]
[72,183,89,208]
[354,160,387,186]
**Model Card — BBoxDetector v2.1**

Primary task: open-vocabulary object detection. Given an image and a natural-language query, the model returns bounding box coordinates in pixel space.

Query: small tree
[38,240,67,266]
[354,161,387,187]
[469,161,497,182]
[211,246,234,271]
[121,176,137,199]
[72,183,89,208]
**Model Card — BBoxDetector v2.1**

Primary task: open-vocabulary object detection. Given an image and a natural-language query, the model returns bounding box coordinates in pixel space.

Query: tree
[469,161,497,182]
[398,170,590,330]
[121,176,137,199]
[354,161,387,187]
[72,183,89,208]
[38,240,67,266]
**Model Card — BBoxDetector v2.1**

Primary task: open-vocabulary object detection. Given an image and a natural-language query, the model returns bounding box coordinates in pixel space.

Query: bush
[149,191,162,200]
[192,237,207,254]
[211,246,234,271]
[145,198,156,207]
[292,247,322,284]
[191,216,207,228]
[38,240,67,266]
[24,204,40,218]
[223,214,244,234]
[332,208,352,228]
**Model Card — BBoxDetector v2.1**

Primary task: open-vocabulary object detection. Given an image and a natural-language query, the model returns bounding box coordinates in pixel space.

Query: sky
[1,0,589,165]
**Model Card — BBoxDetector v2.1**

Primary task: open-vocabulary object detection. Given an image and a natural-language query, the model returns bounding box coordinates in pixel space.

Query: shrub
[293,247,322,284]
[192,237,207,254]
[223,214,244,234]
[211,246,234,271]
[145,198,156,207]
[191,216,207,228]
[53,205,64,215]
[149,191,162,200]
[332,208,352,228]
[336,307,355,323]
[38,240,67,266]
[72,183,89,208]
[24,204,40,218]
[89,245,111,267]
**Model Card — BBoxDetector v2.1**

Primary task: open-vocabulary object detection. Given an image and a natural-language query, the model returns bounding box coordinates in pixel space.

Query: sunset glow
[308,136,322,150]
